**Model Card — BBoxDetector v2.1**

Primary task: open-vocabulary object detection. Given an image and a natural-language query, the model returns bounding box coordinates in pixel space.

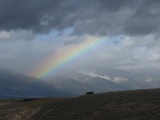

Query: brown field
[1,88,160,120]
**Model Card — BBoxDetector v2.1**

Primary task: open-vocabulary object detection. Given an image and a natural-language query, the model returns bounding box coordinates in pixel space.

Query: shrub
[86,91,94,95]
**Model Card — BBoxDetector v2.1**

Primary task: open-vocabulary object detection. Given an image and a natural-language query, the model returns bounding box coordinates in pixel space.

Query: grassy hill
[1,88,160,120]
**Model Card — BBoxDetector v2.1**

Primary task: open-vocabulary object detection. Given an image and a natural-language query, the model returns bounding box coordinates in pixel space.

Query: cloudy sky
[0,0,160,77]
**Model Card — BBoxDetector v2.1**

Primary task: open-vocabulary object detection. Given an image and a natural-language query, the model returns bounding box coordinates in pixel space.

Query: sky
[0,0,160,78]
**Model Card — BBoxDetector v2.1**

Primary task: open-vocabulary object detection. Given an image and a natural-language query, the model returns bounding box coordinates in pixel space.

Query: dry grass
[2,89,160,120]
[0,98,64,120]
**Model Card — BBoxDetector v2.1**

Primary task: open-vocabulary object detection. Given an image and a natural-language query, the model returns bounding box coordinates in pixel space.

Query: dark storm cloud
[124,0,160,36]
[0,0,61,32]
[0,0,160,36]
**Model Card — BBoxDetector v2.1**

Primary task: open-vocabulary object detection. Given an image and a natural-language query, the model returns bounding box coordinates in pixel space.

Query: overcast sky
[0,0,160,77]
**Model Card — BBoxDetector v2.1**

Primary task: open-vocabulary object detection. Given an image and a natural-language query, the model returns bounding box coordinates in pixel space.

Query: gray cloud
[124,0,160,36]
[0,33,160,77]
[0,0,160,36]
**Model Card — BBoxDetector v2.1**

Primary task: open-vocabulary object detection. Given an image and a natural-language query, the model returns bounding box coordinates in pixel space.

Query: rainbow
[32,36,113,79]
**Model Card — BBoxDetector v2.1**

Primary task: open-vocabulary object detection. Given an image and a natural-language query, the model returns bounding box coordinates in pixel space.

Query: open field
[1,89,160,120]
[0,98,64,120]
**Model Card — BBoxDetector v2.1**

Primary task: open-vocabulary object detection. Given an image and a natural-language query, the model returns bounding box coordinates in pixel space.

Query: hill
[0,68,75,98]
[1,88,160,120]
[1,67,160,98]
[46,67,160,94]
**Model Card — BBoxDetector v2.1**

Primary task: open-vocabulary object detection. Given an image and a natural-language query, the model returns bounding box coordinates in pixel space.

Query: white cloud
[0,30,35,41]
[145,77,153,82]
[82,72,128,83]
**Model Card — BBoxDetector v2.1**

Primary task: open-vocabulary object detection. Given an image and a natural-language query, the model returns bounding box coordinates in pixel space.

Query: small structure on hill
[23,98,38,102]
[86,91,94,95]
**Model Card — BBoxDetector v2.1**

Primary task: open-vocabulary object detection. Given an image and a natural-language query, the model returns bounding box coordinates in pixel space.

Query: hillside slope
[0,68,74,98]
[34,89,160,120]
[2,88,160,120]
